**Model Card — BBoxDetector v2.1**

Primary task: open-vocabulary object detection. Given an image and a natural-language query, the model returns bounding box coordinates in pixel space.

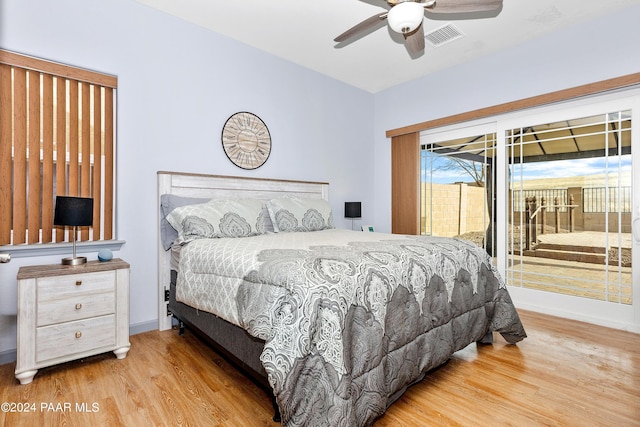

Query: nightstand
[15,259,130,385]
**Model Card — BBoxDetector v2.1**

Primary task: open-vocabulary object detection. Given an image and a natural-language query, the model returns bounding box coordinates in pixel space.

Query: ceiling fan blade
[425,0,502,14]
[334,12,388,43]
[403,24,425,56]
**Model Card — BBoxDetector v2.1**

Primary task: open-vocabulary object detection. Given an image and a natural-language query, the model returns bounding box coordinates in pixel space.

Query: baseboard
[0,348,16,366]
[129,319,158,336]
[515,302,640,334]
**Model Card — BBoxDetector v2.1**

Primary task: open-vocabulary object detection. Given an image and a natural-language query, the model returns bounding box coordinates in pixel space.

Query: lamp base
[61,256,87,266]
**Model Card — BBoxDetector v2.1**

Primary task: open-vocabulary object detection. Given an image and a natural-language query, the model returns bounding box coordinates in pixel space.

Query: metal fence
[512,189,568,212]
[583,187,632,213]
[514,187,632,213]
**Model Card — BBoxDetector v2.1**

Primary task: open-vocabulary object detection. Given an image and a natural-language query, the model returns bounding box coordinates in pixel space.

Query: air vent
[424,23,464,48]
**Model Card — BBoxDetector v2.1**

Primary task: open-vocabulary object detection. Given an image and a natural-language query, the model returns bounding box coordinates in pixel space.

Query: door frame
[496,88,640,332]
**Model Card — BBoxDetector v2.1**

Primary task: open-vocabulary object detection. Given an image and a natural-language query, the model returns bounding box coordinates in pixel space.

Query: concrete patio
[537,230,632,249]
[508,231,633,304]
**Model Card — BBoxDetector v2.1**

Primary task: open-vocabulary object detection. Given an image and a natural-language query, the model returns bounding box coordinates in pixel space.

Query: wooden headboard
[157,171,330,331]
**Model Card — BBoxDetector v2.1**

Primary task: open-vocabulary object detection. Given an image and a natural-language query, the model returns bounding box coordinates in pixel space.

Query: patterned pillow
[266,196,334,232]
[160,194,210,250]
[166,198,265,243]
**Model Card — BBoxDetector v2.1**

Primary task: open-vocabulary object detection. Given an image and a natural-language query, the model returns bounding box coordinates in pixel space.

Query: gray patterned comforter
[232,231,526,427]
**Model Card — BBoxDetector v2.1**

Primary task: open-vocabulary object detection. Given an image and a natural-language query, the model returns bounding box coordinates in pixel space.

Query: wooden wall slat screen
[12,68,27,244]
[0,64,11,244]
[391,132,420,235]
[55,73,66,243]
[28,70,41,244]
[0,49,117,246]
[42,74,54,243]
[92,85,102,241]
[103,88,114,240]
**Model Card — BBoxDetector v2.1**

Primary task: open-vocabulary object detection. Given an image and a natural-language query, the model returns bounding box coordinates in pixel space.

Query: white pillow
[166,198,265,243]
[266,196,334,232]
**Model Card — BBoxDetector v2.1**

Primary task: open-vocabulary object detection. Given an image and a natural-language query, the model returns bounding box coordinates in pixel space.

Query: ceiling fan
[334,0,503,56]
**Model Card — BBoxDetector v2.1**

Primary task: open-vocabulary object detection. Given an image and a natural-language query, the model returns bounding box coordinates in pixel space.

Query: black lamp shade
[54,196,94,227]
[344,202,361,219]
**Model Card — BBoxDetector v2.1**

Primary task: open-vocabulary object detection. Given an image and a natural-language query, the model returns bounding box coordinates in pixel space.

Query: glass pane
[507,111,632,304]
[420,133,496,258]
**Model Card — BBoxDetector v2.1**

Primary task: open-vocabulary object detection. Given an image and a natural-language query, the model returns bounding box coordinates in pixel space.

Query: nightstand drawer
[37,271,115,303]
[36,315,116,363]
[37,292,115,326]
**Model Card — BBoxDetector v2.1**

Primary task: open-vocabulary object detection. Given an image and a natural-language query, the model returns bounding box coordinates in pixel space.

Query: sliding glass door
[497,91,639,329]
[421,89,640,329]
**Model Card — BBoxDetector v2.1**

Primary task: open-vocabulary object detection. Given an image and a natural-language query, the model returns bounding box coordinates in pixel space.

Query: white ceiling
[135,0,640,93]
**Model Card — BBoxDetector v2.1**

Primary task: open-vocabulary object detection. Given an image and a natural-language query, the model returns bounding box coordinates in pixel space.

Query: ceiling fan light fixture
[387,2,424,34]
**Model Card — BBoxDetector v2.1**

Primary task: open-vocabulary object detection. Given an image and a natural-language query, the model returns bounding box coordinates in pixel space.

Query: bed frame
[157,171,330,420]
[157,171,330,331]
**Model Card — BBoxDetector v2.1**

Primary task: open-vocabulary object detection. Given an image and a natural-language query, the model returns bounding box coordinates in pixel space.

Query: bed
[157,171,526,427]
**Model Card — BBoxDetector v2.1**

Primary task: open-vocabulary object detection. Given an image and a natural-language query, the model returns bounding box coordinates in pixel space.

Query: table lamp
[54,196,94,265]
[344,202,361,231]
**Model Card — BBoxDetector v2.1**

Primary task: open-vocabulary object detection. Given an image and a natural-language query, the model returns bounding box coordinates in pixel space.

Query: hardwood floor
[1,310,638,426]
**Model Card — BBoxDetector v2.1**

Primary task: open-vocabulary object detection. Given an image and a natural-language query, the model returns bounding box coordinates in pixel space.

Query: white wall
[0,0,375,359]
[372,3,640,232]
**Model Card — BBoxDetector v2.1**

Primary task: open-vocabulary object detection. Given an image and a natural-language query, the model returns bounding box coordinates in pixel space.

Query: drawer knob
[75,331,82,339]
[75,280,82,286]
[75,303,82,310]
